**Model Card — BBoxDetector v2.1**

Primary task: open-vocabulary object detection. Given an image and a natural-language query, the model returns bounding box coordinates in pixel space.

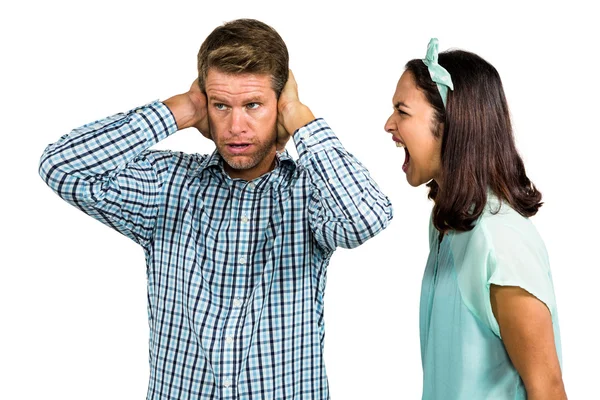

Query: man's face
[205,68,278,181]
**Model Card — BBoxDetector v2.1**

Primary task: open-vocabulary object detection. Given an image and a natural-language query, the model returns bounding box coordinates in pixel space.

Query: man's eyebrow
[208,95,266,103]
[208,95,227,103]
[242,95,266,103]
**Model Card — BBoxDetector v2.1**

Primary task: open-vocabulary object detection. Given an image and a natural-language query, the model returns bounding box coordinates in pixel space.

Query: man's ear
[201,116,213,141]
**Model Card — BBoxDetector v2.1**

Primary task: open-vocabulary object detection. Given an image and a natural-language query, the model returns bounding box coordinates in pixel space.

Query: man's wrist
[281,102,315,134]
[163,93,198,131]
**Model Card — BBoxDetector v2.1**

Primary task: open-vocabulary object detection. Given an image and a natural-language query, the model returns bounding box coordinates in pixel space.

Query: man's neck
[224,155,277,181]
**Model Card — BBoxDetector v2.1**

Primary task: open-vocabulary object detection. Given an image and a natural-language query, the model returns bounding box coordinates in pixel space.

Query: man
[39,19,392,399]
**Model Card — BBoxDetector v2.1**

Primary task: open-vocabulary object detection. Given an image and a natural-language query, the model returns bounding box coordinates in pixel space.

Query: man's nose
[229,108,246,134]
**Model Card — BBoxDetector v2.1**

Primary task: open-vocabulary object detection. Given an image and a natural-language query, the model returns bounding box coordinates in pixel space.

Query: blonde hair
[197,19,289,97]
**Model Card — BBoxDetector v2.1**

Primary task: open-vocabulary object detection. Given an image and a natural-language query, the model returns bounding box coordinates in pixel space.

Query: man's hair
[405,50,542,233]
[197,19,289,97]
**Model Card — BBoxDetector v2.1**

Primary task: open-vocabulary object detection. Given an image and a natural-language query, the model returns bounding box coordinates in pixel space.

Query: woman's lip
[393,137,406,147]
[392,136,405,145]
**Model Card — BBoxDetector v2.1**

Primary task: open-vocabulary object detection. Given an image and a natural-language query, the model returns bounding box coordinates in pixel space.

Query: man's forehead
[205,69,274,94]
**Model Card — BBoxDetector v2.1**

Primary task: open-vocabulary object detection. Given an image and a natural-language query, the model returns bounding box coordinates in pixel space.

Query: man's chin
[219,153,257,171]
[226,160,257,171]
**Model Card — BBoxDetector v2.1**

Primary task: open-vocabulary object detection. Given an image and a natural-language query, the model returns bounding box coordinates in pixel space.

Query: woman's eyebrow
[394,101,410,109]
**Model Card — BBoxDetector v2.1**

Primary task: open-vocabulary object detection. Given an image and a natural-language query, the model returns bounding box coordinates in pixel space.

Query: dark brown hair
[197,19,289,97]
[405,50,542,233]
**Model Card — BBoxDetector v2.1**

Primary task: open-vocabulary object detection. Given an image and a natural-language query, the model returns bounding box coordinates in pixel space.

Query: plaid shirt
[39,101,392,399]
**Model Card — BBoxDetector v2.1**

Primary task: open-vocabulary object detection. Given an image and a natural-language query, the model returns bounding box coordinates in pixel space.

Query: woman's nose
[384,115,395,134]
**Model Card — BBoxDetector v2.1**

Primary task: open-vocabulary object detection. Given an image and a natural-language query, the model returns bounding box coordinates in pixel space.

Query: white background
[1,0,598,398]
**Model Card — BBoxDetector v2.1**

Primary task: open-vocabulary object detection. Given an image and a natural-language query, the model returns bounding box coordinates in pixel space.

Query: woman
[384,39,567,399]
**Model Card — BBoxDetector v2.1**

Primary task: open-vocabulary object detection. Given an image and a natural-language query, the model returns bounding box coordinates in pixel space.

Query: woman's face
[384,70,443,187]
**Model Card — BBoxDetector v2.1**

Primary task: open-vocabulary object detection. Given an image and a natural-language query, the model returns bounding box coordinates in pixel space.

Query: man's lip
[226,143,253,154]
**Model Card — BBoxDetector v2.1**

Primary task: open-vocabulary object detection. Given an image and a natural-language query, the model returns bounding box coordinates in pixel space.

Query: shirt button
[248,182,256,189]
[301,132,309,140]
[225,336,234,345]
[233,298,243,308]
[135,108,144,114]
[328,178,334,184]
[241,214,249,223]
[239,256,246,265]
[223,379,232,388]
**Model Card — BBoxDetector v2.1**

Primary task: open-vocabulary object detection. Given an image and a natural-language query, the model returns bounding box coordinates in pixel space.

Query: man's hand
[277,70,315,151]
[163,79,210,139]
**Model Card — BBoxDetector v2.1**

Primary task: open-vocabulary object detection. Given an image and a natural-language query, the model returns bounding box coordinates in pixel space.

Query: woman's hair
[197,19,289,98]
[405,50,542,233]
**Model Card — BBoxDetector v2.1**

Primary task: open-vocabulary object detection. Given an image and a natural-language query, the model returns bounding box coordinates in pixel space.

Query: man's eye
[246,102,260,110]
[215,104,227,111]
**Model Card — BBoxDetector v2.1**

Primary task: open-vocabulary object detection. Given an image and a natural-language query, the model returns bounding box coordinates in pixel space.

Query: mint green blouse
[419,196,562,399]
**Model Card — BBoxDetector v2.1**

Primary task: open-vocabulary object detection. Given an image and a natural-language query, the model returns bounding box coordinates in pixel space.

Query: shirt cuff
[128,100,178,144]
[293,118,344,159]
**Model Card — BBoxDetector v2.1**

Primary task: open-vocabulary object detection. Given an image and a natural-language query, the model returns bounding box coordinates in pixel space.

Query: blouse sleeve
[455,208,558,338]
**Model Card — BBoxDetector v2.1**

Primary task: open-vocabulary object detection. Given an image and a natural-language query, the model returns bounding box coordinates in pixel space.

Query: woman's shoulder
[450,195,557,336]
[477,196,548,259]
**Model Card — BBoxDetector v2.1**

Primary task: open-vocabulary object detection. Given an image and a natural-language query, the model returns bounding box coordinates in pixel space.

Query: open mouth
[402,147,410,172]
[393,138,410,172]
[227,143,252,154]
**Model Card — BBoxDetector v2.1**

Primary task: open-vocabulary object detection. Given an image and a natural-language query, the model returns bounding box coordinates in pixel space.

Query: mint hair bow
[422,38,454,108]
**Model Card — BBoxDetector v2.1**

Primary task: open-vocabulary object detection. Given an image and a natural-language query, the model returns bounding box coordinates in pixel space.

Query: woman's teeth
[396,142,405,148]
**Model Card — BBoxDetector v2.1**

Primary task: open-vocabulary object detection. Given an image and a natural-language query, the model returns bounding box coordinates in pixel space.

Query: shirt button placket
[223,186,252,399]
[222,377,233,399]
[233,297,243,308]
[221,323,237,399]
